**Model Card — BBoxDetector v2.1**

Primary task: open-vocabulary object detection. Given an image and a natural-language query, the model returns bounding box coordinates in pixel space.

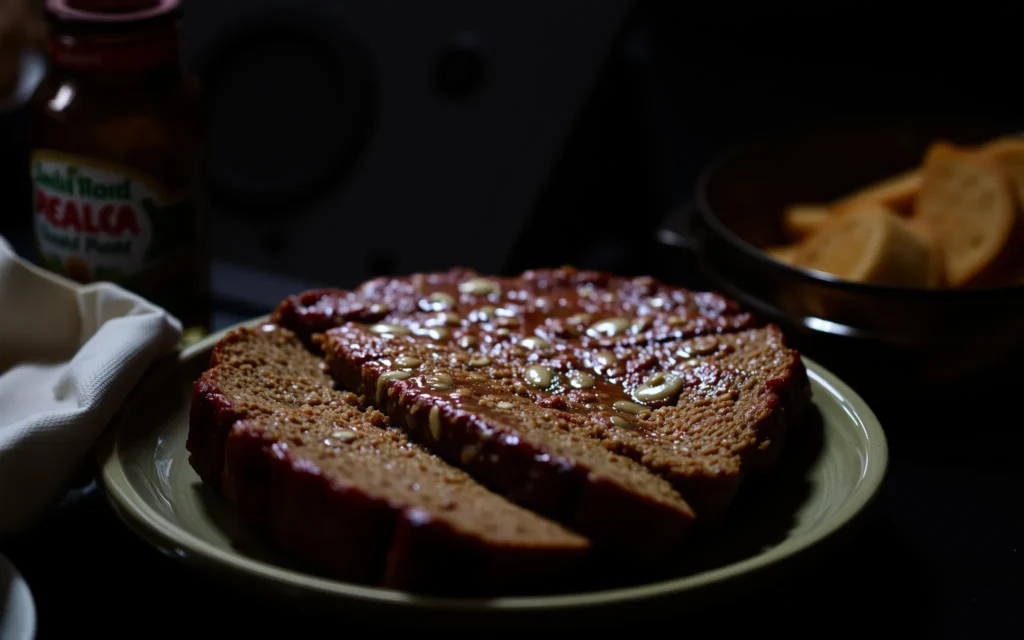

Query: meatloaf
[275,267,811,524]
[186,324,592,594]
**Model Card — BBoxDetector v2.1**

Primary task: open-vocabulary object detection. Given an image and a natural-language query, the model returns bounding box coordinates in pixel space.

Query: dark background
[2,3,1022,636]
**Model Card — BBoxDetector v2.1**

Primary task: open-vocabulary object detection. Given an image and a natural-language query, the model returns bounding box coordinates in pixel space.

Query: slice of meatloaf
[279,267,811,524]
[186,324,590,594]
[320,323,696,557]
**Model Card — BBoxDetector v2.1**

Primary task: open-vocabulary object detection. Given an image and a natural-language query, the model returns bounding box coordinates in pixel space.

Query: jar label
[30,150,200,299]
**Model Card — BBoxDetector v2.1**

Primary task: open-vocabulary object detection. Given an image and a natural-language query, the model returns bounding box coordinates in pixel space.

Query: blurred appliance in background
[183,0,638,313]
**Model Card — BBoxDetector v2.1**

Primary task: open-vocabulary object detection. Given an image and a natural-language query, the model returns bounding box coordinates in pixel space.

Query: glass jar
[28,0,209,334]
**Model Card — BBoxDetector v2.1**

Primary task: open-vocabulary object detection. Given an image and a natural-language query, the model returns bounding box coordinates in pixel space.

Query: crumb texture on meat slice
[187,324,589,593]
[227,409,586,547]
[299,267,811,526]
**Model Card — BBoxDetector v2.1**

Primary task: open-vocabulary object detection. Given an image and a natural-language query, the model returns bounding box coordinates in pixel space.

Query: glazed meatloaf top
[274,267,810,523]
[186,324,591,592]
[273,267,757,346]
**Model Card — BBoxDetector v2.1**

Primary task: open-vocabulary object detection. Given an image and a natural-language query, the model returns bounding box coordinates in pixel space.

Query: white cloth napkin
[0,235,182,539]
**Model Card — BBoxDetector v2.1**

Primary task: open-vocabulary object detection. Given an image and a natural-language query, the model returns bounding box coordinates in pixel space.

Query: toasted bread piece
[981,136,1024,195]
[980,135,1024,159]
[763,244,799,264]
[914,142,1017,287]
[978,137,1024,284]
[980,135,1024,224]
[783,205,832,240]
[904,217,947,287]
[791,202,942,287]
[832,169,922,216]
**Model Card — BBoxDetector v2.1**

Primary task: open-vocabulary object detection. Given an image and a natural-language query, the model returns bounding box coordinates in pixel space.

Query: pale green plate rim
[97,314,889,613]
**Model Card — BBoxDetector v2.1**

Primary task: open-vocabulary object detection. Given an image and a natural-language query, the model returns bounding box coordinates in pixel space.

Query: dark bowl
[656,115,1024,393]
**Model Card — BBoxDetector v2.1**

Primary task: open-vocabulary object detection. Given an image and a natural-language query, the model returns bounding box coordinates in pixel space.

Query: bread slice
[281,268,811,525]
[980,136,1024,205]
[980,136,1024,276]
[186,324,591,594]
[783,205,833,240]
[914,142,1018,287]
[790,202,943,287]
[832,169,922,216]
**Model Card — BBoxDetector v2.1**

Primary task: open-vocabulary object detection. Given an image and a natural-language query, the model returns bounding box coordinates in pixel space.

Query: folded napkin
[0,235,182,538]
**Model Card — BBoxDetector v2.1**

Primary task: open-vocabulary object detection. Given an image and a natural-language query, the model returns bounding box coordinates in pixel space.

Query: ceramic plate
[97,316,888,625]
[0,553,36,640]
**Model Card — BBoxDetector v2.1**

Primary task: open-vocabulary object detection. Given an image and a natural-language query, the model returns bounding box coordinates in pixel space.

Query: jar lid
[46,0,180,25]
[45,0,182,71]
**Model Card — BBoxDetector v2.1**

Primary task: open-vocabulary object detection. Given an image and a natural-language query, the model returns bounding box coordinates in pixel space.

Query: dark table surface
[1,229,1020,638]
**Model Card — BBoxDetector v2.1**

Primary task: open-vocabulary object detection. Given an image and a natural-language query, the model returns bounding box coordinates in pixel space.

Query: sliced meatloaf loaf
[277,267,811,524]
[186,324,591,594]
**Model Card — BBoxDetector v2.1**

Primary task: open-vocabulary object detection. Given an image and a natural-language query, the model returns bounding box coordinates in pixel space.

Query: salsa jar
[28,0,209,333]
